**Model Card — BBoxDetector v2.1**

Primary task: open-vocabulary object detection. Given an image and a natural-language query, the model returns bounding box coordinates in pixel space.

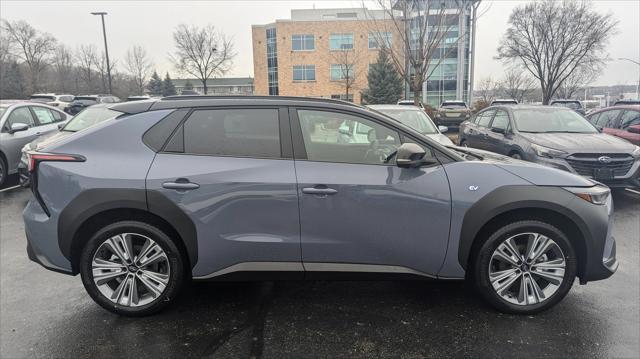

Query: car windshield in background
[73,97,98,105]
[442,103,466,109]
[62,107,122,132]
[30,96,55,102]
[377,109,438,134]
[59,95,74,102]
[552,102,582,110]
[513,108,597,133]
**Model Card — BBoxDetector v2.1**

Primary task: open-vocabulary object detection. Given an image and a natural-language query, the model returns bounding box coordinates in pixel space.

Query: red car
[586,105,640,145]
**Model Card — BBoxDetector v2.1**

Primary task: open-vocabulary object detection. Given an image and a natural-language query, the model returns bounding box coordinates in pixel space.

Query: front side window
[293,65,316,81]
[292,34,314,51]
[329,33,354,50]
[330,64,354,81]
[620,110,640,129]
[297,109,400,165]
[183,109,281,158]
[5,107,35,130]
[491,110,509,131]
[368,32,392,49]
[477,110,494,127]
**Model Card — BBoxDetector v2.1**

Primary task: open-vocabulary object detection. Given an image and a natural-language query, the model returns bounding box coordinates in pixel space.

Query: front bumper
[529,155,640,188]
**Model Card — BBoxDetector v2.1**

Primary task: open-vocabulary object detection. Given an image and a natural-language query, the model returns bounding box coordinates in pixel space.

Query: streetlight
[91,11,112,94]
[618,57,640,100]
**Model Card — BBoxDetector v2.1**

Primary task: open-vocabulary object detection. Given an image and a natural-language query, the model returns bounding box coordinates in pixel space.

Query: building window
[330,94,354,102]
[329,33,354,50]
[368,32,392,49]
[293,65,316,81]
[266,27,279,95]
[330,64,354,81]
[292,34,315,51]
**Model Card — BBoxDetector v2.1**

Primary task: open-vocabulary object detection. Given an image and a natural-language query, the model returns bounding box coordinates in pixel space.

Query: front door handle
[302,186,338,195]
[162,179,200,190]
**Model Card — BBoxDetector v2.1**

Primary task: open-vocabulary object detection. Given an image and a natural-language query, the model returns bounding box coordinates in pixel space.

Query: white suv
[29,94,75,112]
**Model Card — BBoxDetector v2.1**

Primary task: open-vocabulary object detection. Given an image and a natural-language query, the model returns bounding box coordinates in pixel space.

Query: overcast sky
[1,0,638,86]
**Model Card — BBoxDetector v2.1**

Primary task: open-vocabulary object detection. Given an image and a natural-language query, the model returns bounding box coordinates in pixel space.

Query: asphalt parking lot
[1,176,638,358]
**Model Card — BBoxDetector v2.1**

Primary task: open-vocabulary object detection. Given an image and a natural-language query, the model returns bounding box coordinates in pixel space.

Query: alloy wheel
[91,233,170,307]
[488,232,566,306]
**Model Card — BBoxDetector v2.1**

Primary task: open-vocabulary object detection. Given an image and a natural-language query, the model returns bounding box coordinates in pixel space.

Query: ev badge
[469,185,479,191]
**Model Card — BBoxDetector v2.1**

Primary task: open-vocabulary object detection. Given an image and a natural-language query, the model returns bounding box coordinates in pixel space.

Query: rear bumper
[435,117,468,127]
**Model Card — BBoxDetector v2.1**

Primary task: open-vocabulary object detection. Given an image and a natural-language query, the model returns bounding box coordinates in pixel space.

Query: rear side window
[31,106,56,125]
[183,109,281,158]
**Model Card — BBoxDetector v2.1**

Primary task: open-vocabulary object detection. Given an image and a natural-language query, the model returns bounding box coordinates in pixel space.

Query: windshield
[441,102,467,109]
[30,96,55,102]
[513,108,597,133]
[551,101,581,110]
[63,107,122,132]
[377,108,438,134]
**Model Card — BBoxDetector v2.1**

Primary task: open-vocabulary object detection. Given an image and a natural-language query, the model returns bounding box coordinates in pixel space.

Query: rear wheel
[0,156,6,187]
[459,139,468,147]
[79,220,185,316]
[474,220,577,314]
[510,152,522,160]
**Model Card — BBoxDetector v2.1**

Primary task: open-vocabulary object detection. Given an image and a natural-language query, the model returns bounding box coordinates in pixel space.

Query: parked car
[29,93,75,112]
[368,104,454,146]
[459,105,640,188]
[0,100,70,186]
[18,104,125,187]
[397,99,423,109]
[490,99,518,106]
[585,105,640,145]
[550,99,585,115]
[24,96,617,316]
[66,95,121,115]
[434,100,471,128]
[613,99,640,106]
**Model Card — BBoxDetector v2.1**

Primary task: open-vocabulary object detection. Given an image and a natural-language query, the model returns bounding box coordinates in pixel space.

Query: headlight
[563,185,610,205]
[632,145,640,159]
[531,143,567,158]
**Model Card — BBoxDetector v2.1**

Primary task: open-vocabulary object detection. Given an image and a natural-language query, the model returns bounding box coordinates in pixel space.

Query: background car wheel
[510,152,522,160]
[0,156,6,187]
[459,139,467,147]
[79,220,186,316]
[474,220,577,314]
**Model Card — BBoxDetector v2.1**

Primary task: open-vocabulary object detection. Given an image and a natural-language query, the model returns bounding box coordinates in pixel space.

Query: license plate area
[593,168,614,180]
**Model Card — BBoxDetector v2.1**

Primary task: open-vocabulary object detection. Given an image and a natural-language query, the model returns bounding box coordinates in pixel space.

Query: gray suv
[23,96,617,316]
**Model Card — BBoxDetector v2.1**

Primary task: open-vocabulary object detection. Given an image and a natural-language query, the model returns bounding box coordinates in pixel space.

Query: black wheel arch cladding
[58,188,198,271]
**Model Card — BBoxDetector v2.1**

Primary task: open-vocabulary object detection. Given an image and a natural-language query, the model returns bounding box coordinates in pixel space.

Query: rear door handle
[302,186,338,195]
[162,179,200,190]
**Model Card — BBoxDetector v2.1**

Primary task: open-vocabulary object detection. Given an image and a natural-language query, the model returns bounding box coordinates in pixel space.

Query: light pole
[91,11,112,94]
[618,57,640,100]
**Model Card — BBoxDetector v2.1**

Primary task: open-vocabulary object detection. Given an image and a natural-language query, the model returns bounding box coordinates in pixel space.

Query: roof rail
[160,95,363,108]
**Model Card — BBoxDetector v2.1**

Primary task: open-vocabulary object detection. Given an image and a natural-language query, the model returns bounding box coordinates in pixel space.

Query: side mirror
[396,143,437,168]
[57,122,65,130]
[438,125,448,133]
[8,123,29,134]
[628,125,640,134]
[491,127,505,134]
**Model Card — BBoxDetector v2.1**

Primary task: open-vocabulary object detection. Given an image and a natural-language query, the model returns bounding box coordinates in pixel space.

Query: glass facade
[266,27,279,95]
[293,65,316,81]
[292,34,315,51]
[329,33,354,50]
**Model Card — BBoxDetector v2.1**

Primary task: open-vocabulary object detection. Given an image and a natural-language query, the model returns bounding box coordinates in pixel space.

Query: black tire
[459,139,467,147]
[474,220,577,314]
[0,155,6,187]
[510,152,522,160]
[79,220,186,316]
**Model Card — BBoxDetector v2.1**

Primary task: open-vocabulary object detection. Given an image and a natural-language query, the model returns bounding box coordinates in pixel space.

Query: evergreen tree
[0,61,26,99]
[146,71,163,96]
[162,72,177,96]
[183,80,194,91]
[361,49,404,104]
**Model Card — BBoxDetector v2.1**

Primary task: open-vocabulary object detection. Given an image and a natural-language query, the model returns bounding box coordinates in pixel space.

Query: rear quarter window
[182,109,281,158]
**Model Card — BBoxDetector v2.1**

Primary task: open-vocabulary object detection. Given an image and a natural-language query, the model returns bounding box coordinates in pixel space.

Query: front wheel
[0,156,6,187]
[79,221,186,316]
[474,220,577,314]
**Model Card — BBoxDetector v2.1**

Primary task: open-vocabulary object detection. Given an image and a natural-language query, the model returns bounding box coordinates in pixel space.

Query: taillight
[27,151,85,172]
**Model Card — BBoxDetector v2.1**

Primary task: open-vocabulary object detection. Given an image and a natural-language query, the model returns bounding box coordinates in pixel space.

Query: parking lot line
[0,185,20,193]
[626,188,640,196]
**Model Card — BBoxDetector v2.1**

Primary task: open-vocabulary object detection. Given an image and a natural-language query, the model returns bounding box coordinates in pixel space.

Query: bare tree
[124,45,153,95]
[497,0,617,104]
[97,52,116,94]
[170,24,235,94]
[331,47,361,101]
[476,76,499,103]
[76,44,98,93]
[51,45,74,93]
[556,64,601,100]
[500,67,536,103]
[367,0,478,105]
[1,19,56,93]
